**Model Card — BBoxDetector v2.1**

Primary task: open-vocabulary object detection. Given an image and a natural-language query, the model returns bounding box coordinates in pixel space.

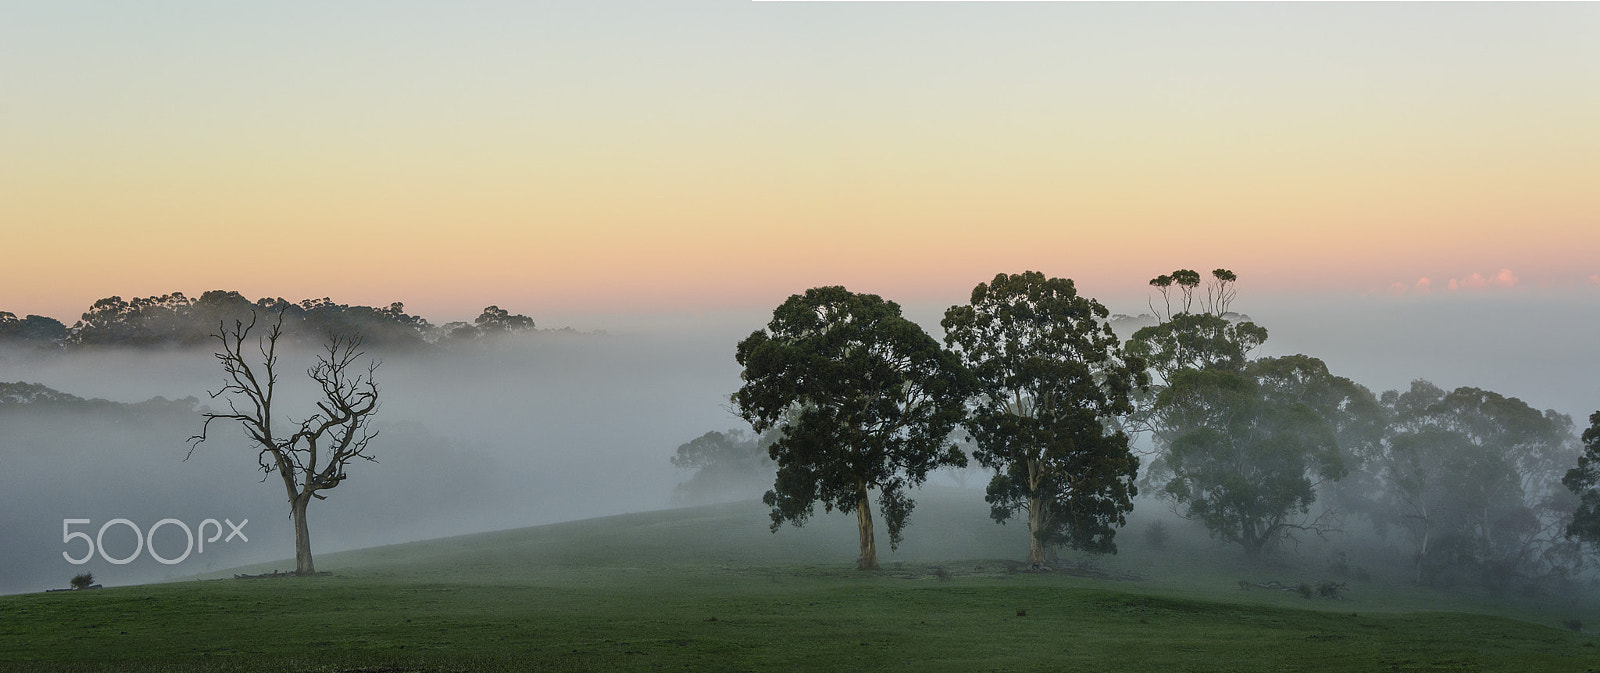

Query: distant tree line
[670,269,1600,592]
[0,381,197,416]
[0,291,537,350]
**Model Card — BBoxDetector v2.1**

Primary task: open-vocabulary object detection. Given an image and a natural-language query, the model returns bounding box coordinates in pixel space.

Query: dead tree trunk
[190,310,380,579]
[292,494,314,575]
[277,455,317,575]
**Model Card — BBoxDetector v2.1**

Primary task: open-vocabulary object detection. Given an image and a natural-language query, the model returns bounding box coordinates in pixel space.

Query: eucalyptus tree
[188,310,381,575]
[1375,381,1580,586]
[0,311,67,347]
[1128,269,1266,386]
[1564,412,1600,555]
[1125,269,1267,451]
[1156,357,1353,559]
[942,272,1147,563]
[1377,428,1520,584]
[734,286,969,570]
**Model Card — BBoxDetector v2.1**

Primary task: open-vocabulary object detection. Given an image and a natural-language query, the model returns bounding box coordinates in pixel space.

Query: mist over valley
[4,285,1597,609]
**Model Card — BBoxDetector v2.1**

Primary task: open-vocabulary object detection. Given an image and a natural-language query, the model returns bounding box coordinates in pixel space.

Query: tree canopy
[1127,269,1265,385]
[0,312,67,348]
[1371,381,1580,586]
[734,286,970,569]
[942,271,1147,562]
[1156,359,1352,558]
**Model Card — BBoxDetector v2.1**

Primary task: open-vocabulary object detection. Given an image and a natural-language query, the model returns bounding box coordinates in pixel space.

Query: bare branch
[188,307,381,575]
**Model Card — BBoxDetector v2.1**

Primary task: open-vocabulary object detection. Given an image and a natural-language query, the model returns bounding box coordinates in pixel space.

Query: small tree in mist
[670,428,777,504]
[942,271,1147,564]
[189,310,381,575]
[734,286,969,570]
[438,305,537,343]
[937,432,989,489]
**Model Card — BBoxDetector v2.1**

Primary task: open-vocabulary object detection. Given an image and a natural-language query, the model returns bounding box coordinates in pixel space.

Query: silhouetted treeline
[0,312,69,347]
[0,291,536,350]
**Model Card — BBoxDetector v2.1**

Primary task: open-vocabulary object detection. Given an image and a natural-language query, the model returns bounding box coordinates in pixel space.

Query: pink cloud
[1396,270,1521,295]
[1445,269,1517,292]
[1589,274,1599,285]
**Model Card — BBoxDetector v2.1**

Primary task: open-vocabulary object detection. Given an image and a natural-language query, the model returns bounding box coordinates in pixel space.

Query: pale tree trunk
[1412,506,1431,585]
[1414,528,1430,585]
[292,494,315,575]
[1242,524,1265,562]
[1027,493,1048,565]
[856,483,878,570]
[1026,456,1048,566]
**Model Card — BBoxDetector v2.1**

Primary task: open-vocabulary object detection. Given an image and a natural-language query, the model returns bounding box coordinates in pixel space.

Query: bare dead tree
[188,310,380,575]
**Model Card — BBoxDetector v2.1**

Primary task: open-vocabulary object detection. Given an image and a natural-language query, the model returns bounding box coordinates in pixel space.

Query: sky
[3,1,1598,324]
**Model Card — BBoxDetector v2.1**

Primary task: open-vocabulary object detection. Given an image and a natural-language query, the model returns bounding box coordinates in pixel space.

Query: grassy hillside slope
[2,492,1596,672]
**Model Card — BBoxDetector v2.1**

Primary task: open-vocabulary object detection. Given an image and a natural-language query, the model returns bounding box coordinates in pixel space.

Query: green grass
[2,493,1597,672]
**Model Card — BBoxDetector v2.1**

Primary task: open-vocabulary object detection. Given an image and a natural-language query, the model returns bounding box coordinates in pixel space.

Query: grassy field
[2,492,1597,672]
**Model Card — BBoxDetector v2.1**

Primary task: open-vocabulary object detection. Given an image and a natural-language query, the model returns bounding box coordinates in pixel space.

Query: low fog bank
[1243,294,1600,424]
[4,293,1598,597]
[0,328,747,594]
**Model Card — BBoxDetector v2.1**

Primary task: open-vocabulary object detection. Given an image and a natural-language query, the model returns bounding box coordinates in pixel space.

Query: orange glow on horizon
[4,3,1596,324]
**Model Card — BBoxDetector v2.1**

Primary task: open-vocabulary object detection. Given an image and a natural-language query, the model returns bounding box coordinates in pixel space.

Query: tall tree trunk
[856,484,878,570]
[292,494,314,575]
[1242,524,1264,562]
[1414,528,1430,585]
[1026,455,1047,566]
[1027,492,1048,565]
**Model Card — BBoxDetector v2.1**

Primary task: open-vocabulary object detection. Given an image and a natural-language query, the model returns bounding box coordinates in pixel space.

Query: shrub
[69,573,94,590]
[1145,521,1170,550]
[1317,581,1346,599]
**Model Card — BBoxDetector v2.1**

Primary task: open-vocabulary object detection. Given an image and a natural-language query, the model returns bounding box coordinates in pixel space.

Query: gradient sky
[4,1,1597,324]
